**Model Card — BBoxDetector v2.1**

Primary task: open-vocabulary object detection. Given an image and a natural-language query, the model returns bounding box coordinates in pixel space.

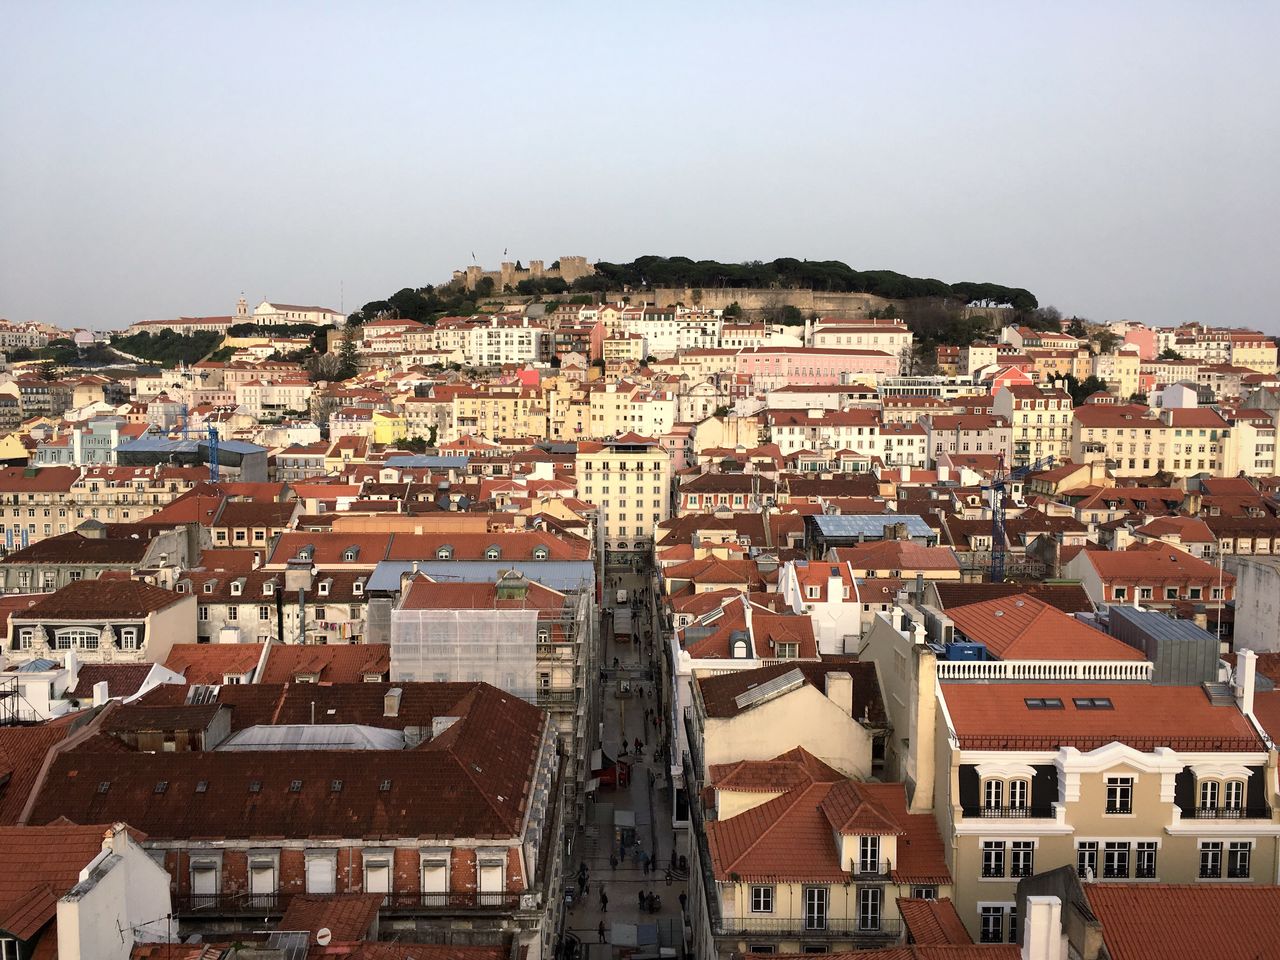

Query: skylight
[1024,697,1064,710]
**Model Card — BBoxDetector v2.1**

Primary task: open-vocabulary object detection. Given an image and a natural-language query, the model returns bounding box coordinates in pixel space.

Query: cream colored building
[1072,404,1233,478]
[576,434,671,553]
[993,385,1073,466]
[1091,350,1142,399]
[452,386,547,440]
[252,300,344,327]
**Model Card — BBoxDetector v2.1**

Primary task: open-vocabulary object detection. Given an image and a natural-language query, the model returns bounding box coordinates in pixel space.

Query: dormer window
[263,581,275,596]
[203,582,215,594]
[731,636,751,659]
[533,547,549,560]
[230,581,243,596]
[436,546,453,561]
[317,581,330,597]
[353,580,365,596]
[342,547,359,562]
[806,585,820,600]
[486,546,501,560]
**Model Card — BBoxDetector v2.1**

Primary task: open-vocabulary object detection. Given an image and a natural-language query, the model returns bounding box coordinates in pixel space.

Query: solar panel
[734,668,806,710]
[266,932,309,960]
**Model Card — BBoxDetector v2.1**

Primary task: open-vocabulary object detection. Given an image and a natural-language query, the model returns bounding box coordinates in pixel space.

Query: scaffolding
[390,607,540,701]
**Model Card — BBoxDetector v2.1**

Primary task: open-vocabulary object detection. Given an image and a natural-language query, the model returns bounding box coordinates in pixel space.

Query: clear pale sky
[2,2,1277,330]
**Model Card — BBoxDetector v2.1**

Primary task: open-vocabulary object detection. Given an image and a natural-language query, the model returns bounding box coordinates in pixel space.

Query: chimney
[915,572,925,602]
[92,680,110,707]
[1237,649,1257,717]
[824,671,853,716]
[1020,895,1066,960]
[938,465,950,483]
[384,687,402,718]
[64,648,79,681]
[901,464,911,482]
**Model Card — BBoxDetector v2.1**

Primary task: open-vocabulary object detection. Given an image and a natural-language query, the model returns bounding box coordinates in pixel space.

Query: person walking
[679,892,688,913]
[637,889,646,911]
[609,852,618,871]
[600,888,608,912]
[665,868,672,886]
[598,921,607,944]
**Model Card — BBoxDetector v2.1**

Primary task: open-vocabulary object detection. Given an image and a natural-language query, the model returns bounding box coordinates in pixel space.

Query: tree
[36,360,57,382]
[723,301,743,318]
[1095,330,1122,355]
[306,351,347,382]
[1059,374,1110,406]
[1158,347,1184,361]
[337,330,359,380]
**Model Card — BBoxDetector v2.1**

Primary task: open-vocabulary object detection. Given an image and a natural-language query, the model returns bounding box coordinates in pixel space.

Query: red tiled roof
[259,644,390,683]
[706,780,948,884]
[279,893,383,941]
[930,582,1093,614]
[163,643,264,684]
[1085,884,1280,960]
[710,747,845,794]
[0,726,72,825]
[0,823,119,939]
[69,663,155,699]
[946,595,1144,661]
[30,684,545,840]
[1081,544,1232,586]
[829,542,960,572]
[14,579,185,620]
[697,659,884,723]
[896,898,973,946]
[942,683,1264,751]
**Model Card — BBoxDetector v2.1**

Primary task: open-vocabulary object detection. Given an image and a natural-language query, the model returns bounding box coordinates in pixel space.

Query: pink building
[1123,326,1158,360]
[734,347,898,389]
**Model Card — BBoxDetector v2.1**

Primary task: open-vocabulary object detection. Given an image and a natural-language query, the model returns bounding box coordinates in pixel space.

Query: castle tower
[236,295,248,319]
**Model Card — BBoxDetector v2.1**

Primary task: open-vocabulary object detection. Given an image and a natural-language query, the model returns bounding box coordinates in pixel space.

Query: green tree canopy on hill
[568,255,1037,312]
[111,330,222,367]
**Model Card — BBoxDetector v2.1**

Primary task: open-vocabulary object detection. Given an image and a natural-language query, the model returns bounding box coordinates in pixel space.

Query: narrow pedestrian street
[565,566,686,960]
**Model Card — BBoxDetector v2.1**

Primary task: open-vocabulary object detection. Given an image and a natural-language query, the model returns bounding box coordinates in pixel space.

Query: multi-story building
[809,318,913,363]
[1071,404,1232,478]
[467,316,550,367]
[7,578,194,665]
[25,681,565,960]
[453,386,548,440]
[577,433,672,554]
[992,385,1073,466]
[923,413,1012,465]
[180,568,368,644]
[252,300,345,327]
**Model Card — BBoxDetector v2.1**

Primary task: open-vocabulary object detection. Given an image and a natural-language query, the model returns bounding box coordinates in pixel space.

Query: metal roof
[1108,604,1217,643]
[384,455,470,469]
[809,513,935,539]
[368,559,596,594]
[216,723,405,751]
[116,436,265,455]
[733,667,806,710]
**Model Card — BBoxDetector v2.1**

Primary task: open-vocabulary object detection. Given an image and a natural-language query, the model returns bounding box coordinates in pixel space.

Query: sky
[1,2,1278,331]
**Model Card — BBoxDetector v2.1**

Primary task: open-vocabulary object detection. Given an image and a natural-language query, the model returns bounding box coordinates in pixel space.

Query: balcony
[1181,805,1272,820]
[937,659,1153,682]
[715,917,902,939]
[173,893,288,916]
[962,805,1056,820]
[174,891,530,917]
[536,689,577,707]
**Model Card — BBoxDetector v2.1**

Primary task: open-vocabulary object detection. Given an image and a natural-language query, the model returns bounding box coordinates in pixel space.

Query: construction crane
[178,403,219,482]
[984,454,1055,583]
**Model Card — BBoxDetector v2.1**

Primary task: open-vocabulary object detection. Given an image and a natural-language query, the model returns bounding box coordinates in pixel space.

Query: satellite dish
[316,928,332,946]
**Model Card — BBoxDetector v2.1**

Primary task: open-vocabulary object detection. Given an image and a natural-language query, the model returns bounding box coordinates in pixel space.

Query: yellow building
[371,410,407,444]
[452,386,548,440]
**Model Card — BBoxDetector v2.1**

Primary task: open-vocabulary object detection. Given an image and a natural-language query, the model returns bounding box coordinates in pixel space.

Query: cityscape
[2,4,1278,960]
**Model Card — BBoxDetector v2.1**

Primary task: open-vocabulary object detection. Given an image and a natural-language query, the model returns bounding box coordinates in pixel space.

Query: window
[1113,587,1128,601]
[1077,841,1098,879]
[249,855,277,907]
[198,605,210,622]
[911,886,938,900]
[436,546,452,560]
[55,628,98,650]
[1228,842,1251,879]
[858,836,880,874]
[982,841,1005,878]
[984,779,1003,810]
[190,860,219,907]
[364,853,392,900]
[1074,697,1113,710]
[750,885,774,913]
[1010,841,1035,878]
[1009,779,1028,809]
[1199,779,1219,811]
[980,906,1006,944]
[1024,698,1064,709]
[857,887,881,931]
[1106,777,1133,814]
[422,850,450,899]
[478,857,505,905]
[228,607,238,621]
[305,851,337,894]
[803,887,828,930]
[1103,842,1130,879]
[1135,842,1158,879]
[1199,842,1222,879]
[119,627,139,651]
[485,546,501,560]
[1223,779,1245,811]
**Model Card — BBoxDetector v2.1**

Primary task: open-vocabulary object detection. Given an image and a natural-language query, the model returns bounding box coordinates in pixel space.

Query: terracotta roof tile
[697,659,884,723]
[930,582,1093,614]
[895,897,973,946]
[14,579,186,620]
[279,893,383,941]
[946,595,1144,661]
[163,643,264,684]
[1085,884,1280,960]
[0,823,119,939]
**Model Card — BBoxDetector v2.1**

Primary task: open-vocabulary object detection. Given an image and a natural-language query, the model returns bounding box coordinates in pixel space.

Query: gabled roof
[946,595,1144,661]
[709,747,845,794]
[14,579,186,620]
[278,893,383,942]
[697,659,884,723]
[829,541,959,572]
[895,898,973,946]
[163,643,265,683]
[931,581,1093,614]
[0,726,73,825]
[1081,544,1232,585]
[1085,884,1280,960]
[258,644,390,683]
[0,823,122,939]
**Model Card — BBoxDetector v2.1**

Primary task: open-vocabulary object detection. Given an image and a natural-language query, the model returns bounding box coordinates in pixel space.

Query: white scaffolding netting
[389,608,539,703]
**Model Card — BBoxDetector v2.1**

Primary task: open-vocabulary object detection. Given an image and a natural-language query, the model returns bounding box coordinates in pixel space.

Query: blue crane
[984,454,1055,583]
[177,403,219,482]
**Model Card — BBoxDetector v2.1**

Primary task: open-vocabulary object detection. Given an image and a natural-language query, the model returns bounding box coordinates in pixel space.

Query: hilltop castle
[450,256,595,292]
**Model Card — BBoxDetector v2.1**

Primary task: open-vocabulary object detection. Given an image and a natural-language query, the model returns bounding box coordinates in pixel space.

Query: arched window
[485,546,501,560]
[436,546,452,561]
[533,547,549,560]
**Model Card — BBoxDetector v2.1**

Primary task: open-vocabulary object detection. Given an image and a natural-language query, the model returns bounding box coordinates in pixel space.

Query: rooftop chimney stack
[824,671,853,717]
[1020,895,1067,960]
[1238,648,1258,717]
